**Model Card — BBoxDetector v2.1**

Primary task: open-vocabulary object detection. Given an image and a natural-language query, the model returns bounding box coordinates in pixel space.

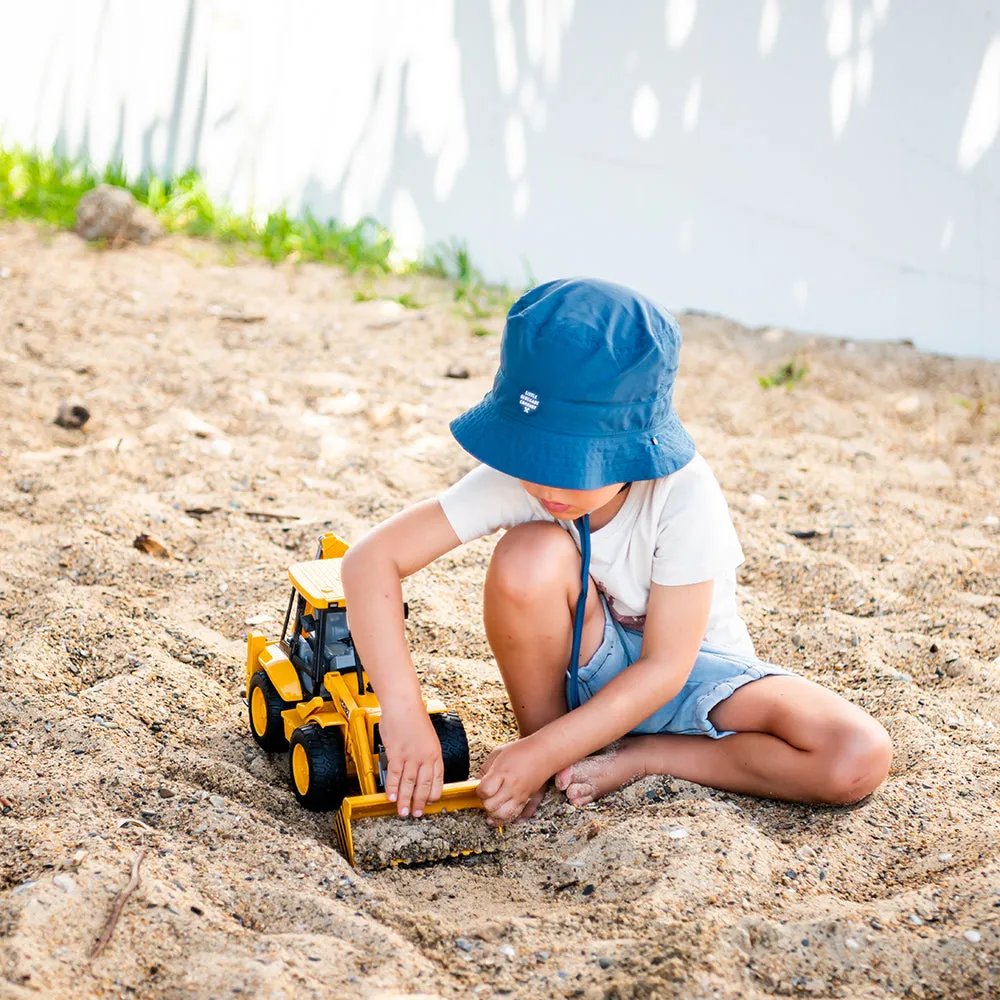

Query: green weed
[0,145,522,312]
[0,147,388,274]
[758,358,807,390]
[424,238,516,320]
[393,293,423,310]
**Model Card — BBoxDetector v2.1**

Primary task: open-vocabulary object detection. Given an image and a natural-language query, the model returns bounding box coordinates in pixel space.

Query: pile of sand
[0,222,998,999]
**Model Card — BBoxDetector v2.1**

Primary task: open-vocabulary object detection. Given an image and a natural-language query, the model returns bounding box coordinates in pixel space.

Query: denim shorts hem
[566,596,792,739]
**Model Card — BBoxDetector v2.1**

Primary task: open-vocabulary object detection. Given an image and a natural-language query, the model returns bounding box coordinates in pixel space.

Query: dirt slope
[1,223,999,999]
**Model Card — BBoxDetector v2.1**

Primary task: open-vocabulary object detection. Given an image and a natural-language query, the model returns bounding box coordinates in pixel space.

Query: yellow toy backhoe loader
[245,532,500,868]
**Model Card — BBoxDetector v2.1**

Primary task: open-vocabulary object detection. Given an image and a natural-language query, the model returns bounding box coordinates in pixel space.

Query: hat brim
[450,396,695,490]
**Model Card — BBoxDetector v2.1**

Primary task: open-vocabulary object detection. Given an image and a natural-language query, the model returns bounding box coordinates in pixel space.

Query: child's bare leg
[483,521,605,815]
[556,675,892,807]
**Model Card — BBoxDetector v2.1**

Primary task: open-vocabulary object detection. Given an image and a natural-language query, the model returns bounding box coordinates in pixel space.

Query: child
[340,277,892,824]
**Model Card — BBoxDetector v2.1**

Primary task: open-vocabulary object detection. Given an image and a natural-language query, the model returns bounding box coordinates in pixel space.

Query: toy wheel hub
[250,686,268,736]
[292,743,310,795]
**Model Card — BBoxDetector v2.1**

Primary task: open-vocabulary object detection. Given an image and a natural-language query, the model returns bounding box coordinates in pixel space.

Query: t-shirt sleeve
[438,464,541,544]
[651,459,745,587]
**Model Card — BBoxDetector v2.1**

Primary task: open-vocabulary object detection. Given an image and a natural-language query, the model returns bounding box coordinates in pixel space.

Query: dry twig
[243,510,300,522]
[89,849,145,960]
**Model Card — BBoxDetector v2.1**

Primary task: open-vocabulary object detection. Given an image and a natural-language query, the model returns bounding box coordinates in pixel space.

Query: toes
[565,781,595,806]
[554,768,574,791]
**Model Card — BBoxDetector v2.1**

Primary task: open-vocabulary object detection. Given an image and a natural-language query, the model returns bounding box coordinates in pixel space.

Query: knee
[813,721,893,805]
[486,521,578,605]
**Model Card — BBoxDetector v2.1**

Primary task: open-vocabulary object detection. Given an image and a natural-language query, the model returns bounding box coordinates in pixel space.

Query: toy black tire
[431,711,470,783]
[248,671,290,752]
[289,724,349,812]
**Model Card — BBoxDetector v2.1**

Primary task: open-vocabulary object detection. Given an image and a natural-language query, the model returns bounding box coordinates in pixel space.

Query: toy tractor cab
[245,533,482,864]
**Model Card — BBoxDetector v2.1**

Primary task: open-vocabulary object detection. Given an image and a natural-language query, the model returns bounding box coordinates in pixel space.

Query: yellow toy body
[245,532,488,867]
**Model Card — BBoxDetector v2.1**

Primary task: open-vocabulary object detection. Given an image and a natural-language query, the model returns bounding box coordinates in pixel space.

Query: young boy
[340,277,892,824]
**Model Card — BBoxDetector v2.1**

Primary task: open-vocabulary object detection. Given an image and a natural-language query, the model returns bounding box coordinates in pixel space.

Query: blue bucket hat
[450,277,695,489]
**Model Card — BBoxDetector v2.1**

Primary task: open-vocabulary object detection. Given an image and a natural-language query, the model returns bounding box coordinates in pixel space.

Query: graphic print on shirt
[596,580,646,632]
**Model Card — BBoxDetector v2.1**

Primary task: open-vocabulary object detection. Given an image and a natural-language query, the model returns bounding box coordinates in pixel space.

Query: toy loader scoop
[244,533,501,868]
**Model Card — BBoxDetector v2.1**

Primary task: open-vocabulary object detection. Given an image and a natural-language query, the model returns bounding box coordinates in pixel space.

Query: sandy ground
[1,221,999,1000]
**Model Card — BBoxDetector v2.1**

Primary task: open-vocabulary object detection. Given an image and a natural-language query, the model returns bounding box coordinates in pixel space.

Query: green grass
[392,293,423,310]
[0,145,519,313]
[758,357,808,390]
[424,237,517,319]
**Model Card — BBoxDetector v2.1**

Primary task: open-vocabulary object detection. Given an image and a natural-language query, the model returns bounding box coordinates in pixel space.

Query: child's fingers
[477,770,503,800]
[411,761,436,817]
[477,747,501,777]
[385,758,403,803]
[478,776,515,817]
[482,788,522,825]
[430,759,444,806]
[395,764,418,817]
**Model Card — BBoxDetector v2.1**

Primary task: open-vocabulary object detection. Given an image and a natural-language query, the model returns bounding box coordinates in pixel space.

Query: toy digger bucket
[335,780,502,869]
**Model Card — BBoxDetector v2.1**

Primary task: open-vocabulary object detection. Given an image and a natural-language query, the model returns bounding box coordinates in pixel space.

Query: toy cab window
[290,607,357,676]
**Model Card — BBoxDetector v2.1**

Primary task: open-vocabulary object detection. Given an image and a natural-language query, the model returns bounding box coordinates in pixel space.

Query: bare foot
[554,740,647,806]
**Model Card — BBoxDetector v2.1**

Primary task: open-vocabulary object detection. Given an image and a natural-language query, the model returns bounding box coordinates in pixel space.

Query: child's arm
[477,579,713,822]
[340,499,463,818]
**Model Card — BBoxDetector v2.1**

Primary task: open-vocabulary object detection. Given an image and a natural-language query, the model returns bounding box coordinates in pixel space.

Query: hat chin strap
[567,513,591,711]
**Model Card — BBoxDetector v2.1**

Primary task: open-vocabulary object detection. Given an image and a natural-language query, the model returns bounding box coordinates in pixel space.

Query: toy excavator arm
[316,533,350,560]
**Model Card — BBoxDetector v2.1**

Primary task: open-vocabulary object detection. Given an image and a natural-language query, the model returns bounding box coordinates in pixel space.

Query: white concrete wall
[1,1,998,358]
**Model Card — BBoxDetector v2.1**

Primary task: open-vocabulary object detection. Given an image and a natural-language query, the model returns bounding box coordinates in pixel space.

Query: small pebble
[964,930,981,944]
[938,852,953,862]
[870,919,883,930]
[498,945,515,959]
[54,402,90,430]
[53,874,75,893]
[209,794,226,809]
[907,914,923,926]
[455,938,475,952]
[796,846,816,860]
[445,363,470,379]
[668,828,688,840]
[845,938,859,950]
[983,515,999,528]
[598,956,612,969]
[158,786,176,799]
[534,951,549,962]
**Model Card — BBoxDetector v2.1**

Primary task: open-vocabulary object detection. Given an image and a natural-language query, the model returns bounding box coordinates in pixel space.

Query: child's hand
[379,711,444,818]
[477,737,551,824]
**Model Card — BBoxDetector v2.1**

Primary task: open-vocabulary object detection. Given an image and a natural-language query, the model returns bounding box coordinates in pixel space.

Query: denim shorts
[566,596,792,738]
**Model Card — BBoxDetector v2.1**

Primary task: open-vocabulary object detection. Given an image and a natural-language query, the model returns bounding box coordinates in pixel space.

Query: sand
[350,812,504,871]
[0,221,998,999]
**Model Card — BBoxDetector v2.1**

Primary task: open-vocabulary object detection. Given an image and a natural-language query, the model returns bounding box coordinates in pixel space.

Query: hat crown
[449,277,695,490]
[495,278,681,432]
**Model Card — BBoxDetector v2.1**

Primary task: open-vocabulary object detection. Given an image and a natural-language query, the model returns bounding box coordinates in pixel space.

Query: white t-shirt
[438,453,755,656]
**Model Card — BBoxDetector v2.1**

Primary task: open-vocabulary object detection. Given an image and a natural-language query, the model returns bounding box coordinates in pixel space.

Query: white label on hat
[519,390,540,414]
